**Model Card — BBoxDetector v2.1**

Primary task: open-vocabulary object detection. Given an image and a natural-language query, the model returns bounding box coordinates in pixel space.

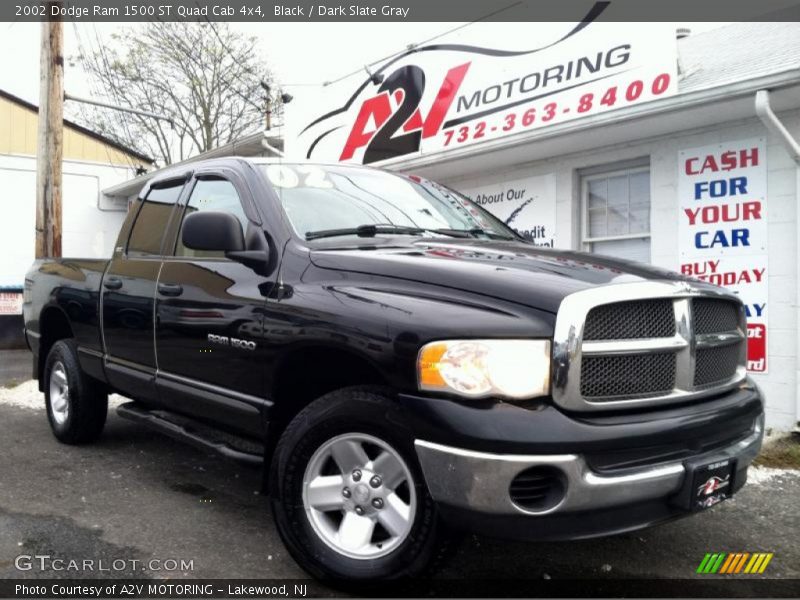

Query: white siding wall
[442,111,800,432]
[0,154,135,290]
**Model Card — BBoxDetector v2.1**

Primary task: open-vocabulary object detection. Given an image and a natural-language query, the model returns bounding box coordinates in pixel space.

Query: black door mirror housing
[181,211,245,252]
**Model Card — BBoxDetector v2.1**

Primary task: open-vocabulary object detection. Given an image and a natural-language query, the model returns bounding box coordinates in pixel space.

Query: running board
[116,402,264,465]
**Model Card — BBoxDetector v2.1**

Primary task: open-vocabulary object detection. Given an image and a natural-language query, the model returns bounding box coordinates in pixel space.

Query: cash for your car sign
[285,20,678,164]
[460,175,557,246]
[678,139,768,373]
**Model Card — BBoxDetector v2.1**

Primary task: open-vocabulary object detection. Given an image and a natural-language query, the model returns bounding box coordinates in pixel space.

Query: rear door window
[127,184,184,257]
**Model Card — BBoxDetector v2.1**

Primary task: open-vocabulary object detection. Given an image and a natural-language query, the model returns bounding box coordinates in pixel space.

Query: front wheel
[269,388,451,580]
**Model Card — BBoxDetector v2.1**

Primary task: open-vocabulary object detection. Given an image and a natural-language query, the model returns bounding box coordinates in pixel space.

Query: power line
[321,2,520,87]
[70,22,141,172]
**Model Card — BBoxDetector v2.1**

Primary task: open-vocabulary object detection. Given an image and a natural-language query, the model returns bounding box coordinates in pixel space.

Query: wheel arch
[263,344,394,487]
[37,305,74,391]
[269,343,391,425]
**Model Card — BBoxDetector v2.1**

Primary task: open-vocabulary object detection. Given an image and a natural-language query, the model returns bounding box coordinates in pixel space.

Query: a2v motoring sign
[678,139,768,373]
[286,21,677,164]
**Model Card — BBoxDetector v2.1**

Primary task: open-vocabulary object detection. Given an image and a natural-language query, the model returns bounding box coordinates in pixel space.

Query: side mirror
[181,211,245,252]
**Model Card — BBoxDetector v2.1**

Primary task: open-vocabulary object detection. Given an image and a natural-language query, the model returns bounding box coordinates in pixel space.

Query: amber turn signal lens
[417,342,448,388]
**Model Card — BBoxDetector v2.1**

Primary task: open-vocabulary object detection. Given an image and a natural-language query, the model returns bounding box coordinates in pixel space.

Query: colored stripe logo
[697,552,773,574]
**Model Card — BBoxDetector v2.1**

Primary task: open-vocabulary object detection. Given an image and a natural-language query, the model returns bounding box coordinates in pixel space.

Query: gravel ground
[1,381,798,597]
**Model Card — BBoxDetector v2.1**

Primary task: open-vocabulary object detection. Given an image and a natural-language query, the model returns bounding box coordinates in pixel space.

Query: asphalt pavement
[0,389,798,597]
[0,350,32,388]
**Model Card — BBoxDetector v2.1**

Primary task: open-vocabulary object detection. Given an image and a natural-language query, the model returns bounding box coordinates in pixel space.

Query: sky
[0,22,461,107]
[0,21,729,109]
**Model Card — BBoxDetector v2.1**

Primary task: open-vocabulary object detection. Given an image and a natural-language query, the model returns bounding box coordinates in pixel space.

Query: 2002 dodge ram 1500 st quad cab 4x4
[24,158,764,580]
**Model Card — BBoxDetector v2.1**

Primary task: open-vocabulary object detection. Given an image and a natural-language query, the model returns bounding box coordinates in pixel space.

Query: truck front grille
[581,353,676,399]
[552,282,747,411]
[693,298,740,334]
[695,344,742,388]
[584,299,675,340]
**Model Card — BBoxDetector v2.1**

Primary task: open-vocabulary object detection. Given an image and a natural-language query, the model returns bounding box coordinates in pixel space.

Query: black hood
[309,238,691,314]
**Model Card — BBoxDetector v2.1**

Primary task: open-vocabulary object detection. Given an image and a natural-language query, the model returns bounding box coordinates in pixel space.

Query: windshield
[260,163,518,242]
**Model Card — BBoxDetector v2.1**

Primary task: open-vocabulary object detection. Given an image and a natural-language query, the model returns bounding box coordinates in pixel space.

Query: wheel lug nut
[369,475,382,488]
[371,498,383,509]
[354,505,364,516]
[342,487,351,498]
[352,469,362,482]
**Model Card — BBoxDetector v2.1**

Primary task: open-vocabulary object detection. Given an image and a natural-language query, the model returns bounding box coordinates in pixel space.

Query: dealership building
[291,22,800,431]
[0,89,154,349]
[5,22,798,431]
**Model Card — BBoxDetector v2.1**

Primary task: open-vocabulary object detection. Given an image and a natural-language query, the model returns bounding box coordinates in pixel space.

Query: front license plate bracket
[671,457,737,511]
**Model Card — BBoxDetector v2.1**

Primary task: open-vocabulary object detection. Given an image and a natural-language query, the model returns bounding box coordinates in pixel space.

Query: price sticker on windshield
[266,165,333,189]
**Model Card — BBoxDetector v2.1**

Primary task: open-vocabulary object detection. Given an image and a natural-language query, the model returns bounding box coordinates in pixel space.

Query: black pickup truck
[24,158,764,580]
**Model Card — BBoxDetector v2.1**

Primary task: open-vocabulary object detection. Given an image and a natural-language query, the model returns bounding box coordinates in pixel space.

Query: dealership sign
[0,291,23,315]
[677,139,768,373]
[286,22,677,164]
[460,174,557,246]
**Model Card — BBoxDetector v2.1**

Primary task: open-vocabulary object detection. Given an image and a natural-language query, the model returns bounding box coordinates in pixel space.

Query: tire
[269,387,451,581]
[44,339,108,444]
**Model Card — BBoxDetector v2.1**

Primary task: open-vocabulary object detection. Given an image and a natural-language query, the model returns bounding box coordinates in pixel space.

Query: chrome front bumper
[414,418,763,516]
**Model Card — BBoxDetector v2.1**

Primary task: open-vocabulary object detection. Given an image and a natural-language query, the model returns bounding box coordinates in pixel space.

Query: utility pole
[35,3,64,259]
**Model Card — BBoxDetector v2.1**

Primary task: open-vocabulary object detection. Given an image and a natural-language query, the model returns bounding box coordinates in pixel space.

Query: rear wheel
[44,340,108,444]
[270,387,450,580]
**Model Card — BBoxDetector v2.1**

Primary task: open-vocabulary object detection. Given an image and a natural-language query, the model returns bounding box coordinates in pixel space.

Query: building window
[581,165,651,263]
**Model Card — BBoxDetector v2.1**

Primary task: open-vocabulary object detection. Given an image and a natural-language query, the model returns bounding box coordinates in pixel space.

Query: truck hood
[309,239,689,313]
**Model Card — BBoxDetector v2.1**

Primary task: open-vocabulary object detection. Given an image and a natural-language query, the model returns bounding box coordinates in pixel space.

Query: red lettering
[340,63,471,161]
[701,155,718,173]
[740,147,759,168]
[684,201,762,225]
[420,62,470,138]
[681,260,720,276]
[742,200,762,220]
[339,93,393,161]
[720,151,737,171]
[684,147,759,175]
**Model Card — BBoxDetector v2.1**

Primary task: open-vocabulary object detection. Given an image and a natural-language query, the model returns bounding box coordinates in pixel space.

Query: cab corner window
[175,178,249,259]
[127,184,184,257]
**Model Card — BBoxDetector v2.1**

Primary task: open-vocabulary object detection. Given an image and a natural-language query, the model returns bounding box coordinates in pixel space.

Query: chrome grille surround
[552,281,747,412]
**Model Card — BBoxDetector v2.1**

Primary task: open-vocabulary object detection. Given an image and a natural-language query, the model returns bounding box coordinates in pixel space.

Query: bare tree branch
[73,22,279,167]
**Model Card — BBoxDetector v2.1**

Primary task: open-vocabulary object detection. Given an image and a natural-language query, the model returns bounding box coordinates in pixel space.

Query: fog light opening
[509,465,567,512]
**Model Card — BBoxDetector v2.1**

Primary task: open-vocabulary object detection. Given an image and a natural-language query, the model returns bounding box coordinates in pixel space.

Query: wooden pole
[35,3,64,259]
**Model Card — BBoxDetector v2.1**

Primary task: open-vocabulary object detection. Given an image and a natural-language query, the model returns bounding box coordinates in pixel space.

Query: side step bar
[117,402,264,465]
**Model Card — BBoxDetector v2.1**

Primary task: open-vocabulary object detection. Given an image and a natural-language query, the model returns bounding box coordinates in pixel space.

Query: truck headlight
[417,340,551,400]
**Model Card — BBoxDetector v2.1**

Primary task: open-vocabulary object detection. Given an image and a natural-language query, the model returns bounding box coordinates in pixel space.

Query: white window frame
[580,165,652,251]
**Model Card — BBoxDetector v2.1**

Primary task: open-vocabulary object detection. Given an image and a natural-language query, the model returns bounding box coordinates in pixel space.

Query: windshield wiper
[306,224,426,241]
[462,228,517,240]
[305,224,516,242]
